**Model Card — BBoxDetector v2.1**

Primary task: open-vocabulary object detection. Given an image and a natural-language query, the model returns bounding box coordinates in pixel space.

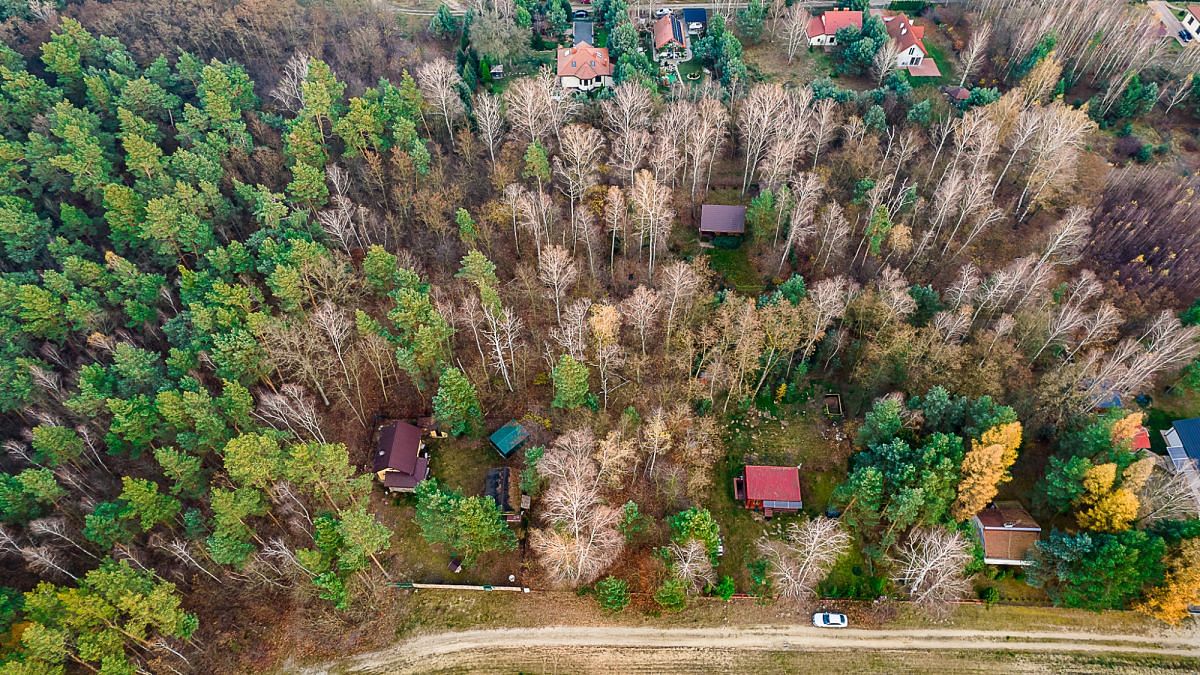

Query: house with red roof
[875,11,940,77]
[556,42,613,93]
[654,14,687,58]
[806,9,863,47]
[734,465,803,517]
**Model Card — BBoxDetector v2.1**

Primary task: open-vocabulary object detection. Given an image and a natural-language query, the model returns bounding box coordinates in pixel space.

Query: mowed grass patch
[711,407,852,588]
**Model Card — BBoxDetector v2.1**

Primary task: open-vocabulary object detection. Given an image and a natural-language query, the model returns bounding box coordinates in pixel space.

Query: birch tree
[538,245,578,324]
[738,83,790,192]
[756,517,850,600]
[416,57,465,143]
[892,527,972,618]
[473,91,505,168]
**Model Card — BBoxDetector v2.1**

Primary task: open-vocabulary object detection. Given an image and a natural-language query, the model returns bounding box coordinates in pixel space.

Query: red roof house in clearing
[735,465,803,516]
[556,42,613,82]
[806,9,863,43]
[373,421,430,493]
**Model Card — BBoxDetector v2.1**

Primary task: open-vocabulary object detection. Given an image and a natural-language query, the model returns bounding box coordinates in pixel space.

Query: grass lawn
[375,434,525,586]
[705,247,764,294]
[743,42,831,86]
[910,38,955,88]
[709,405,853,589]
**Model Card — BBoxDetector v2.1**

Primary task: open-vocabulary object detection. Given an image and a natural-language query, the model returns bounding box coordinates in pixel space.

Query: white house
[1185,5,1200,36]
[556,42,613,93]
[806,9,863,47]
[881,13,927,67]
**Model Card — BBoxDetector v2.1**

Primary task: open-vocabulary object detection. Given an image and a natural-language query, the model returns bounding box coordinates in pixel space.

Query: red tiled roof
[881,13,928,56]
[817,9,863,36]
[744,465,802,502]
[557,43,613,80]
[806,15,826,39]
[1133,426,1152,450]
[1190,5,1200,22]
[654,15,685,50]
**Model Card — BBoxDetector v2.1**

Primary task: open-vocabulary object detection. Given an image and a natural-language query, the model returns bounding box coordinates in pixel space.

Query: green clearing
[710,406,851,588]
[704,247,763,294]
[380,434,523,586]
[911,41,955,87]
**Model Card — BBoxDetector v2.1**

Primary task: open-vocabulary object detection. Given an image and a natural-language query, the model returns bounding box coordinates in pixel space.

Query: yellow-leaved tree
[1074,462,1141,532]
[1136,539,1200,625]
[952,422,1023,521]
[1109,411,1145,449]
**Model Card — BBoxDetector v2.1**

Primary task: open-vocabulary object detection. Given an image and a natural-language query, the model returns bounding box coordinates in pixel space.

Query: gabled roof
[744,465,802,502]
[807,9,863,38]
[974,502,1040,564]
[374,421,423,474]
[490,420,530,457]
[1172,418,1200,462]
[485,467,519,514]
[975,502,1040,531]
[654,14,685,49]
[699,204,746,234]
[880,13,928,55]
[381,456,429,490]
[1190,5,1200,22]
[557,43,613,80]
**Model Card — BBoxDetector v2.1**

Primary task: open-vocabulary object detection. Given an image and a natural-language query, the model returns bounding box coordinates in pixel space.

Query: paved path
[299,624,1200,673]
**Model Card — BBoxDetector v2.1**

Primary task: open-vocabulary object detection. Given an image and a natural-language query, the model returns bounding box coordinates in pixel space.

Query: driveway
[303,624,1200,673]
[1149,1,1192,46]
[573,19,593,45]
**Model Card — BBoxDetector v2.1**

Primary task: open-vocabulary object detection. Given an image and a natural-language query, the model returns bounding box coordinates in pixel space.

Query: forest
[1,0,1200,671]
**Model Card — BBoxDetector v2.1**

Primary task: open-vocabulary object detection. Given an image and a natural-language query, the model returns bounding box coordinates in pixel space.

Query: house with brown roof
[806,9,863,47]
[971,502,1041,566]
[698,204,746,238]
[373,421,430,493]
[734,465,803,517]
[556,42,613,93]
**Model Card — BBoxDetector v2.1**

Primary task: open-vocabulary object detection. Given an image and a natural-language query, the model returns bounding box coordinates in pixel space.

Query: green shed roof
[489,421,529,457]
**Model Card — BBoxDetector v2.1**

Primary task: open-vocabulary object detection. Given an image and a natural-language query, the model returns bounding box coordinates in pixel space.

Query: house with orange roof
[556,42,613,93]
[653,14,687,60]
[875,11,941,77]
[806,8,863,47]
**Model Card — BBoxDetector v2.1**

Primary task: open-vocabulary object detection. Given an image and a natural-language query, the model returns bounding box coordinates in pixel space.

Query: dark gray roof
[700,205,747,234]
[573,19,593,46]
[1173,418,1200,462]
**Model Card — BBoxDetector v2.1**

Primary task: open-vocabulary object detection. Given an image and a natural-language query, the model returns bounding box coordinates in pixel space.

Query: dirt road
[298,624,1200,673]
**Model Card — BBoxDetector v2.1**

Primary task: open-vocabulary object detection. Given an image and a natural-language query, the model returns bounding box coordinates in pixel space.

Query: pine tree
[432,367,482,436]
[551,354,590,409]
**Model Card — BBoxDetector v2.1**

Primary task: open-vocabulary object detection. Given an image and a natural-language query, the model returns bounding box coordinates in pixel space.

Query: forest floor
[294,621,1200,674]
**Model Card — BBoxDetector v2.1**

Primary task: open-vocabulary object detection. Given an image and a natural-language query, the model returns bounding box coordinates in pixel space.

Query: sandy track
[298,624,1200,673]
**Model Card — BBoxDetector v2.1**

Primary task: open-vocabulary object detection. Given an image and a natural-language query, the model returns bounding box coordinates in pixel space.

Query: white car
[654,7,672,17]
[812,612,848,628]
